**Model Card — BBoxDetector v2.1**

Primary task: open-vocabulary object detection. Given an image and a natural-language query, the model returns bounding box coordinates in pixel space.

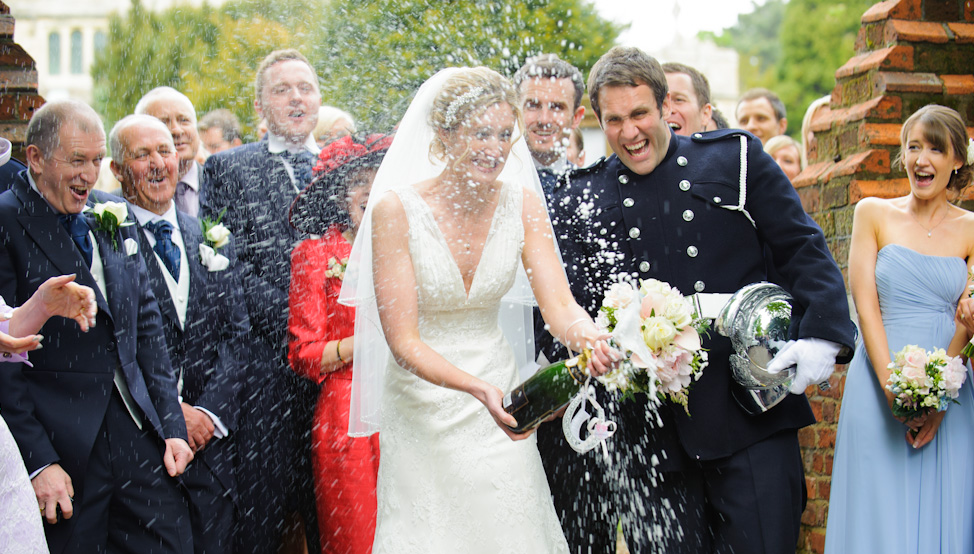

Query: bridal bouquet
[594,279,709,413]
[885,345,967,420]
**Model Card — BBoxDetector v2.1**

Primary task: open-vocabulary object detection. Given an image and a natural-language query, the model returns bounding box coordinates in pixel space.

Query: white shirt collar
[130,201,179,231]
[179,161,200,192]
[266,131,320,155]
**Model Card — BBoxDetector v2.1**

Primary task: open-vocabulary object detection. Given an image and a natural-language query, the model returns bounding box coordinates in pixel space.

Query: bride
[339,67,617,553]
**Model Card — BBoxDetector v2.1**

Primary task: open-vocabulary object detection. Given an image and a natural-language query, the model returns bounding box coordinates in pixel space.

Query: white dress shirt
[266,132,321,191]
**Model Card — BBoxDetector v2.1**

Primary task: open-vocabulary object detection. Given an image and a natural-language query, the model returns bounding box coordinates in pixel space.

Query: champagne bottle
[502,355,588,434]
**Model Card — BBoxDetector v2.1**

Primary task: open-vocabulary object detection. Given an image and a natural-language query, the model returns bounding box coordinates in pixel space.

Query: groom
[549,47,856,553]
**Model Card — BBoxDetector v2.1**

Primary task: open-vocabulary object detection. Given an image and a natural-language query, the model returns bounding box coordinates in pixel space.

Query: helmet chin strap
[562,375,617,464]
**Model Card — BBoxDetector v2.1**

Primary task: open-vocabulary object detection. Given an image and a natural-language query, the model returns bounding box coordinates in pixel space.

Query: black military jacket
[550,128,856,470]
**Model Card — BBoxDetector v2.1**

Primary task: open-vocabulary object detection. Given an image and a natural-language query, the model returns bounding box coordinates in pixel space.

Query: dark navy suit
[134,209,250,554]
[550,129,856,553]
[200,139,318,552]
[0,175,192,553]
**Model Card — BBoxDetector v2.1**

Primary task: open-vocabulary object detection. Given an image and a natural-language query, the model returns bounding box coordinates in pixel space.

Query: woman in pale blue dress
[825,105,974,553]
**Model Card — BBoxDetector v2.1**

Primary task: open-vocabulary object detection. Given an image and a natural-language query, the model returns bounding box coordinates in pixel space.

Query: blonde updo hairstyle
[428,67,522,166]
[897,104,973,192]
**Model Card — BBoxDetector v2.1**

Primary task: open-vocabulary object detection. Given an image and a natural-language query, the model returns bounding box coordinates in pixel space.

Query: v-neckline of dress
[411,182,506,300]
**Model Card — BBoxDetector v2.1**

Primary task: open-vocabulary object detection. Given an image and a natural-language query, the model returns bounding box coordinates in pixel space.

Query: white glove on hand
[765,338,842,395]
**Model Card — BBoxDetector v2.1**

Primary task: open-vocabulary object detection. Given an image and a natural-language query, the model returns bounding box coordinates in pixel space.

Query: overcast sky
[592,0,763,51]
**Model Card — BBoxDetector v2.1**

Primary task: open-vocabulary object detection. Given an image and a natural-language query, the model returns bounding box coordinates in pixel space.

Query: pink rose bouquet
[886,344,967,420]
[594,279,709,413]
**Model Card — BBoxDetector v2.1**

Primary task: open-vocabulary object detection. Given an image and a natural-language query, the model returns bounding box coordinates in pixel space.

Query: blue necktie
[145,220,181,279]
[281,149,316,190]
[537,168,558,202]
[58,213,93,268]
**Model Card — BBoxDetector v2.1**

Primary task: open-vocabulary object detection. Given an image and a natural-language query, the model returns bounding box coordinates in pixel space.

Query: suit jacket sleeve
[742,137,857,360]
[0,239,61,471]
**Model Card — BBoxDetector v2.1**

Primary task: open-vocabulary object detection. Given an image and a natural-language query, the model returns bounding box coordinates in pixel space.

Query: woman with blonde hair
[764,134,804,181]
[340,67,617,553]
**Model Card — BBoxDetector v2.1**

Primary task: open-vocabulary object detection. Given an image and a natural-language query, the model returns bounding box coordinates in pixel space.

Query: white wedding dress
[371,180,569,553]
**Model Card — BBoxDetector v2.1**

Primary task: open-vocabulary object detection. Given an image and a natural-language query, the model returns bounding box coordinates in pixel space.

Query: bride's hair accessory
[443,87,485,129]
[967,137,974,166]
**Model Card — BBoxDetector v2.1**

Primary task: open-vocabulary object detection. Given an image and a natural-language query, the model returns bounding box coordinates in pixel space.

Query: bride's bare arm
[371,192,524,435]
[520,187,617,375]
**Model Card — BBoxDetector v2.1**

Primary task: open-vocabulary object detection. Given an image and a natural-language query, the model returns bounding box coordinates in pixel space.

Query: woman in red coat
[288,134,391,554]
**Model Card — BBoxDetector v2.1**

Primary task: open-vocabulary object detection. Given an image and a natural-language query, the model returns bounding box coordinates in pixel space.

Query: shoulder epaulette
[689,128,754,143]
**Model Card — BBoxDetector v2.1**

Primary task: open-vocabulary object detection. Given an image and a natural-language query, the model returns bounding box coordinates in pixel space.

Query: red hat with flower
[289,133,393,234]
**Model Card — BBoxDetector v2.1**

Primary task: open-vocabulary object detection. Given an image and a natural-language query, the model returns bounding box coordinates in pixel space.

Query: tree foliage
[702,0,873,135]
[91,0,318,141]
[92,0,621,142]
[314,0,622,130]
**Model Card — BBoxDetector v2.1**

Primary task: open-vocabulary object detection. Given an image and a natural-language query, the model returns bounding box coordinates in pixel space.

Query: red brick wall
[0,1,42,162]
[794,1,974,551]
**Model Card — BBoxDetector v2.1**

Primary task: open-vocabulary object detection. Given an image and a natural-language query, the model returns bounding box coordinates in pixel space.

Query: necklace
[909,206,949,237]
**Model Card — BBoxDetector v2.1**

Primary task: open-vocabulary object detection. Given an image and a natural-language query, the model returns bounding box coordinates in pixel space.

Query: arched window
[70,30,82,74]
[48,32,61,75]
[94,31,107,54]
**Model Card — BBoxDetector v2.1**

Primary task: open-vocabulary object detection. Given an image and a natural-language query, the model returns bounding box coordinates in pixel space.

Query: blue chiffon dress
[825,244,974,553]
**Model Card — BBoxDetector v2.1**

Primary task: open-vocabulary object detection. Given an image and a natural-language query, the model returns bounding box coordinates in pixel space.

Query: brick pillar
[792,1,974,552]
[0,1,43,162]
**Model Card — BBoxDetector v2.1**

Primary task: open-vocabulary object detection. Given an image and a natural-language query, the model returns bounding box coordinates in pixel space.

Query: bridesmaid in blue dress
[825,105,974,553]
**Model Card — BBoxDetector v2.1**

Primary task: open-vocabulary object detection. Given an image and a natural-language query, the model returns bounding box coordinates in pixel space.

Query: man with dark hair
[201,48,321,553]
[113,114,249,554]
[513,53,585,198]
[736,87,788,142]
[198,109,243,155]
[662,62,713,136]
[0,99,194,553]
[515,53,615,554]
[551,46,856,553]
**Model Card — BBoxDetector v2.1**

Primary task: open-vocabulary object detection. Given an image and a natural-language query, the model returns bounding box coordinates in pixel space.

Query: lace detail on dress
[373,181,568,553]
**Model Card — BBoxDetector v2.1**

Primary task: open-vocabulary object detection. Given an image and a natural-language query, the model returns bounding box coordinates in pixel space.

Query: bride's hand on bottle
[472,380,535,441]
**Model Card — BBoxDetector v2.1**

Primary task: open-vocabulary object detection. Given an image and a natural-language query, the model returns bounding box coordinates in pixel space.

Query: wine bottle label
[566,363,586,384]
[503,385,529,415]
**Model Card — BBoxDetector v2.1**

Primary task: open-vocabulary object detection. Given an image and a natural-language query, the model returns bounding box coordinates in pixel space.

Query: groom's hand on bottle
[587,336,622,377]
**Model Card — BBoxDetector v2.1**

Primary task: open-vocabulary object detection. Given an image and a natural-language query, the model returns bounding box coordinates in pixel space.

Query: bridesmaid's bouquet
[885,345,967,420]
[961,267,974,358]
[594,279,709,413]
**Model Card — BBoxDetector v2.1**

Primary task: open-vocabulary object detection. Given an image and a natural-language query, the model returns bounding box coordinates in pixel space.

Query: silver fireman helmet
[715,282,795,415]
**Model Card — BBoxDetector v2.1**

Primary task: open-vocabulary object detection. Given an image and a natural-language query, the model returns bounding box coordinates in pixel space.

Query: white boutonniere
[199,209,231,271]
[199,244,230,272]
[324,256,348,280]
[200,209,231,251]
[86,201,133,250]
[123,237,139,256]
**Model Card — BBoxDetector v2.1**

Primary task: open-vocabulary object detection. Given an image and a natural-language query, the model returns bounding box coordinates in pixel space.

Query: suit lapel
[12,180,113,322]
[178,211,206,326]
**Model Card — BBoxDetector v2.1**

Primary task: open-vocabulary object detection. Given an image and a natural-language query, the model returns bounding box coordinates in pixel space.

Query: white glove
[765,338,841,395]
